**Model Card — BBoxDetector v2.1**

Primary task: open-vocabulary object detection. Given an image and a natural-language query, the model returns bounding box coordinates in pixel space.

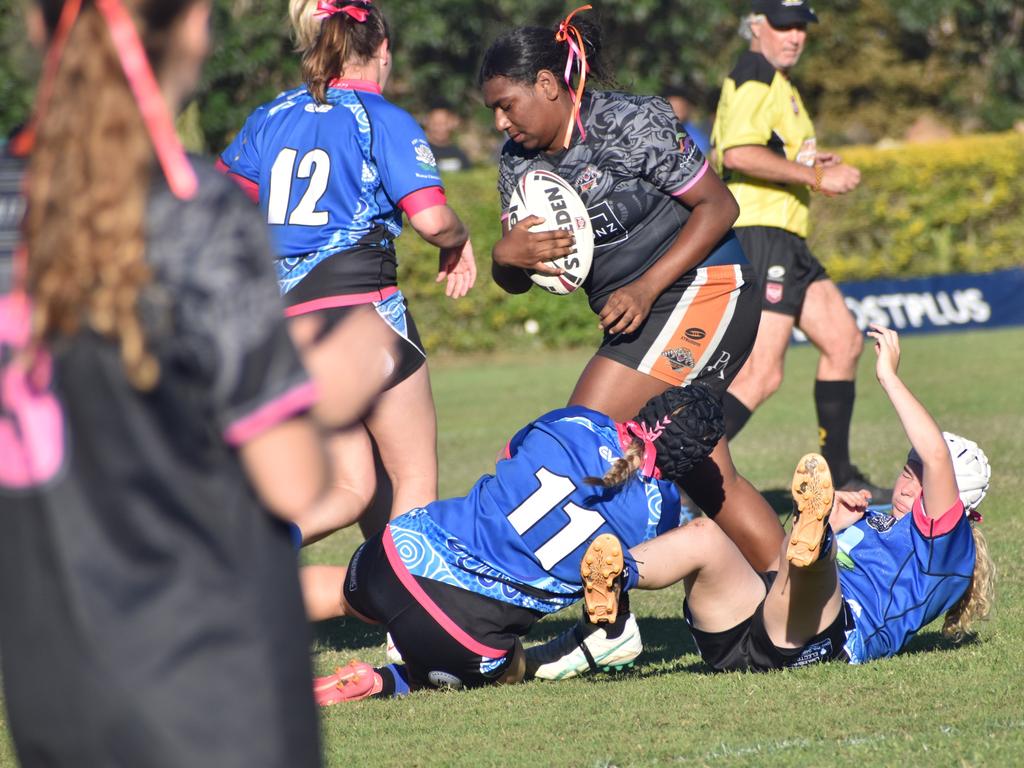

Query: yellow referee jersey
[712,50,816,237]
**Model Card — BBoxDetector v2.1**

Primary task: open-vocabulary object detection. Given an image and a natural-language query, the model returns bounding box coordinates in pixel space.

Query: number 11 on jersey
[507,468,606,570]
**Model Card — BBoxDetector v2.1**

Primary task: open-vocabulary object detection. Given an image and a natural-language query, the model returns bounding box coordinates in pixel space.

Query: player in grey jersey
[479,9,787,678]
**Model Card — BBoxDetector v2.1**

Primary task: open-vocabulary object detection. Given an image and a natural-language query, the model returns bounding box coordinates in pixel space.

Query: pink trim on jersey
[283,286,400,317]
[502,440,513,460]
[327,78,382,94]
[215,158,260,204]
[615,421,633,453]
[669,160,710,198]
[398,186,447,217]
[223,380,318,446]
[912,494,965,538]
[382,526,509,659]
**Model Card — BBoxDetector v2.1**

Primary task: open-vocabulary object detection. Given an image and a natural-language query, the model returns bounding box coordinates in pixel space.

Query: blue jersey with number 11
[388,407,684,614]
[220,81,443,295]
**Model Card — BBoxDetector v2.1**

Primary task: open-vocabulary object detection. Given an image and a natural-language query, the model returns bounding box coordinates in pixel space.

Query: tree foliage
[1,0,1022,149]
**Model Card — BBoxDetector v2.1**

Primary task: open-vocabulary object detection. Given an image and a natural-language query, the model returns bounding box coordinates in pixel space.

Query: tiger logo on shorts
[662,347,695,371]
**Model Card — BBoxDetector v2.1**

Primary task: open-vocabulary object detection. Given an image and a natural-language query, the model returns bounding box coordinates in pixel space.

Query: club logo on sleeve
[676,132,698,163]
[766,283,784,304]
[412,139,437,170]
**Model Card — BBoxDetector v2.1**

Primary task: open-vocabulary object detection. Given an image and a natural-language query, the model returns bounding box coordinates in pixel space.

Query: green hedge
[810,131,1024,282]
[398,132,1024,354]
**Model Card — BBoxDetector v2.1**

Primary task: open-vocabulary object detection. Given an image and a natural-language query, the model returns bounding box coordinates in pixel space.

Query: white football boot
[525,613,643,680]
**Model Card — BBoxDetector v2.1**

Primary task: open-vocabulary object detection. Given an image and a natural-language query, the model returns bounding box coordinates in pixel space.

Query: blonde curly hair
[942,524,995,642]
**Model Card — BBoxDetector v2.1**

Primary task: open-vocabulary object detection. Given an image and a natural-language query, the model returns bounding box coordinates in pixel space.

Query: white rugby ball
[508,169,594,295]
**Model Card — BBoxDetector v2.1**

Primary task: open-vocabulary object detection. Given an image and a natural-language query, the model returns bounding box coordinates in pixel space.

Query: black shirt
[0,160,320,767]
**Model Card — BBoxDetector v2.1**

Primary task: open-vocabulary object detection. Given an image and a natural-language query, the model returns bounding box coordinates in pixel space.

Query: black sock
[373,663,410,698]
[723,392,752,440]
[583,592,631,639]
[814,380,855,481]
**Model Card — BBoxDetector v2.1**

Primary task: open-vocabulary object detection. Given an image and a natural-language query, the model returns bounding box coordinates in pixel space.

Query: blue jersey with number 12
[388,406,684,614]
[220,81,443,295]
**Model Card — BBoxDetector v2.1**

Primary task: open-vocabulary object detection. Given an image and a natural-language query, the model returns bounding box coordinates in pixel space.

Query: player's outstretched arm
[868,324,959,517]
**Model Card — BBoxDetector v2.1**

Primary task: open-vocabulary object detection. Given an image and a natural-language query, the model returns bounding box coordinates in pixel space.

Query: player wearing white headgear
[529,325,994,677]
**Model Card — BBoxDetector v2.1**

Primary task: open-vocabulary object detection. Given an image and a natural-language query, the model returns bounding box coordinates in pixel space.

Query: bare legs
[761,535,843,649]
[569,355,784,570]
[300,565,376,624]
[727,280,862,413]
[631,511,842,648]
[631,517,766,633]
[358,362,439,538]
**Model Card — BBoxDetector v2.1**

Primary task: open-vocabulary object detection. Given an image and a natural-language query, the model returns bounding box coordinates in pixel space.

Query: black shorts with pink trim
[597,261,761,396]
[343,529,542,690]
[286,288,426,390]
[734,226,829,316]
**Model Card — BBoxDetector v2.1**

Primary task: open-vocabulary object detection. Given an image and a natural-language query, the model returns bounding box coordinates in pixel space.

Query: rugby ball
[508,169,594,295]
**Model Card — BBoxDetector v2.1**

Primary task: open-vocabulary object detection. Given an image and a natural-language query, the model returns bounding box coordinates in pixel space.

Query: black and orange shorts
[597,262,761,396]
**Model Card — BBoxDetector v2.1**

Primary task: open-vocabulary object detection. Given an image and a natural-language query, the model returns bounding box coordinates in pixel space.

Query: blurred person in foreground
[712,0,886,497]
[0,1,389,764]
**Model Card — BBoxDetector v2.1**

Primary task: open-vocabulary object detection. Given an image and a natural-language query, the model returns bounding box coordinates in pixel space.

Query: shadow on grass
[312,618,387,653]
[312,612,715,676]
[901,629,982,656]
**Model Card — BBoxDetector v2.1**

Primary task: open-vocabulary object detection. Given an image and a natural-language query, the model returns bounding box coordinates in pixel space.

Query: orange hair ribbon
[554,4,592,149]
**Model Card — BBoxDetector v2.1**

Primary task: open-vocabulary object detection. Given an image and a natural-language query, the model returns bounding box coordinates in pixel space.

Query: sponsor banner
[793,267,1024,343]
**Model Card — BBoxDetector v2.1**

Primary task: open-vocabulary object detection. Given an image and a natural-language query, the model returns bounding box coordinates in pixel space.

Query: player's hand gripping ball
[508,169,594,295]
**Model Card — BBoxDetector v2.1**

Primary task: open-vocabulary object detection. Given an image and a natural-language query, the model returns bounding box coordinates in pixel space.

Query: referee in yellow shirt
[712,0,887,497]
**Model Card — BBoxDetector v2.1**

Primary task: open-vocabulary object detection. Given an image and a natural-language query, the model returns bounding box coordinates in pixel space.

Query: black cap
[752,0,819,26]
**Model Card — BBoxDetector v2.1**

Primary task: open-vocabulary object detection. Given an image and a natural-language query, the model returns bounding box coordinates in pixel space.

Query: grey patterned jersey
[0,162,320,766]
[498,90,709,311]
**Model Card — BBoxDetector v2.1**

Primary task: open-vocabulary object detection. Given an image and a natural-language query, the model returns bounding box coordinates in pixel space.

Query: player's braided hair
[290,0,390,104]
[26,0,200,390]
[589,383,725,488]
[478,16,611,88]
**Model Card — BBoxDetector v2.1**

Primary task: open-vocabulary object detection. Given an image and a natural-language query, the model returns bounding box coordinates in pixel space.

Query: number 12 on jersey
[507,468,606,570]
[267,148,331,227]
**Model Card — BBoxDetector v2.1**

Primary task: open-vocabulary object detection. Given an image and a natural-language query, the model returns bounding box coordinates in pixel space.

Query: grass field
[2,328,1022,767]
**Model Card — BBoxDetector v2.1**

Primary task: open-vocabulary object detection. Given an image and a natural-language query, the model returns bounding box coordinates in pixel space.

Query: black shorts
[684,572,853,672]
[597,263,761,396]
[343,528,542,690]
[291,290,426,389]
[734,226,829,317]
